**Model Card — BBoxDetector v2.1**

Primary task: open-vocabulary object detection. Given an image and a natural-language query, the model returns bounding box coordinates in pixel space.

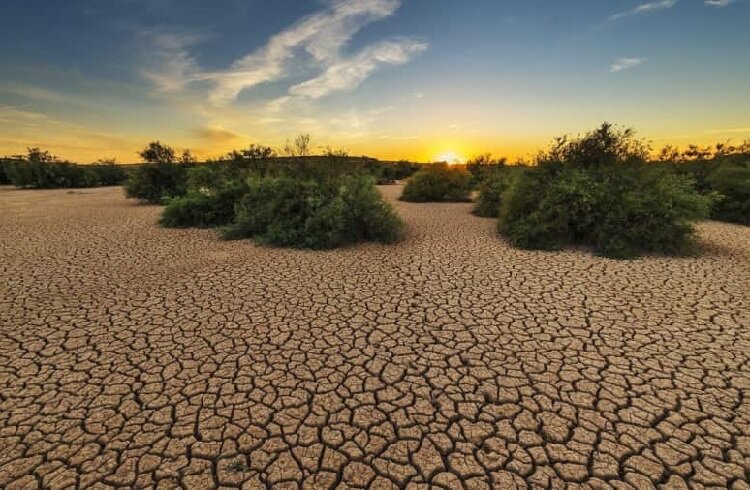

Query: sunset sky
[1,0,749,163]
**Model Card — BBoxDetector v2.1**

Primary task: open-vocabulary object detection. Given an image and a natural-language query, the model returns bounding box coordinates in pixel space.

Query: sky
[1,0,749,163]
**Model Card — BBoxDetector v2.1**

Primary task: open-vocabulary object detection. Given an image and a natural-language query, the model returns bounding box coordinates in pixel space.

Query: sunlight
[434,151,465,164]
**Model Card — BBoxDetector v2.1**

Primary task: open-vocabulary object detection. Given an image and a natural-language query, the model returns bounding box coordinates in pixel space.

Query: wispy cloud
[192,126,242,142]
[0,84,83,105]
[289,39,427,99]
[704,0,738,7]
[140,29,205,93]
[707,127,750,134]
[140,0,425,105]
[610,57,646,72]
[610,0,678,20]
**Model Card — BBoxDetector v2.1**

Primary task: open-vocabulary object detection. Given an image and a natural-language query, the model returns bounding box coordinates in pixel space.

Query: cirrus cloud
[610,0,678,20]
[289,39,427,99]
[143,0,426,106]
[610,57,647,73]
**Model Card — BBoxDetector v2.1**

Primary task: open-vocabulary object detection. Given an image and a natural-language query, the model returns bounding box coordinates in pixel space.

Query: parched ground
[1,185,749,490]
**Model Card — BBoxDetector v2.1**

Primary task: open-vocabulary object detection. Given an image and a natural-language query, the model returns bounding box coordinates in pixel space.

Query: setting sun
[434,151,466,164]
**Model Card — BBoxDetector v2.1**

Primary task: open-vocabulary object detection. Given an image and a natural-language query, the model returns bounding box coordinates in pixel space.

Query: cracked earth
[1,185,750,489]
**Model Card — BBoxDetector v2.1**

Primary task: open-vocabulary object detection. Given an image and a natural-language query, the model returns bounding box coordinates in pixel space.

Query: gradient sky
[1,0,749,163]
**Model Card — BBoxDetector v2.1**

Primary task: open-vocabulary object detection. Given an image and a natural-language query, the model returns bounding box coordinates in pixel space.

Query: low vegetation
[7,129,745,259]
[472,165,522,218]
[159,180,249,229]
[124,142,192,203]
[223,174,404,249]
[157,137,406,250]
[2,149,127,189]
[655,143,750,226]
[707,165,750,225]
[495,124,715,259]
[400,164,472,202]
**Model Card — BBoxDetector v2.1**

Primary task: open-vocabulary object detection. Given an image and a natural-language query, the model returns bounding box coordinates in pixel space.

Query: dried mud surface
[1,185,750,489]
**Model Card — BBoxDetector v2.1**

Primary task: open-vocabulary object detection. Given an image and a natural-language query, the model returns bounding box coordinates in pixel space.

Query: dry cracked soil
[1,185,750,490]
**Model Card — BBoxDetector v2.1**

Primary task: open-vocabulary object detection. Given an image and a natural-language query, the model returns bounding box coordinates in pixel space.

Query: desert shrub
[467,153,508,188]
[160,180,249,228]
[498,124,714,258]
[90,159,127,186]
[0,158,14,185]
[400,164,472,202]
[125,142,190,203]
[125,162,188,203]
[3,149,129,189]
[473,166,519,218]
[6,148,95,188]
[224,174,403,249]
[375,160,421,184]
[707,165,750,225]
[653,142,750,225]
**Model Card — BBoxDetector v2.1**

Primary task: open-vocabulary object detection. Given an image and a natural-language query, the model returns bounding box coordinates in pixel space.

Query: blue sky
[1,0,748,162]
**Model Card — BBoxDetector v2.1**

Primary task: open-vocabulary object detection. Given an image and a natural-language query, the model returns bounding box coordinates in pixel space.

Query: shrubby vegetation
[223,174,403,249]
[707,165,750,225]
[400,164,472,202]
[654,142,750,226]
[124,142,191,203]
[160,180,249,229]
[1,149,127,188]
[0,157,19,185]
[495,124,715,258]
[466,153,507,188]
[471,162,523,218]
[157,136,407,249]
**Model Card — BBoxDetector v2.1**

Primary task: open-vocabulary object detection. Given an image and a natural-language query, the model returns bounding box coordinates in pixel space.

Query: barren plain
[1,185,749,489]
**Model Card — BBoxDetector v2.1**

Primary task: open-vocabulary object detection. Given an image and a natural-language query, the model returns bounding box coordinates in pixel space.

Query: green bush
[707,165,750,225]
[400,164,472,202]
[2,150,127,189]
[498,124,714,259]
[125,162,188,203]
[90,160,127,186]
[224,174,404,249]
[125,142,190,203]
[0,159,13,185]
[160,181,249,229]
[373,160,421,184]
[473,167,519,218]
[652,143,749,226]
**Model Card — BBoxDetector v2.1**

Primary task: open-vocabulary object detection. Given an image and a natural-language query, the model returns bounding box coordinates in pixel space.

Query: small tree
[227,144,276,162]
[125,141,188,203]
[284,134,311,157]
[139,141,176,164]
[179,149,197,164]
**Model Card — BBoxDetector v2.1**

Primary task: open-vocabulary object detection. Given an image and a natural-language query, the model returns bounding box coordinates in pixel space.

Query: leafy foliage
[3,148,127,188]
[653,141,750,225]
[473,166,520,218]
[707,165,750,225]
[223,174,404,249]
[0,158,16,185]
[139,141,176,164]
[90,159,128,186]
[376,160,421,183]
[400,164,472,202]
[160,180,249,229]
[466,153,507,188]
[125,142,190,203]
[498,124,714,258]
